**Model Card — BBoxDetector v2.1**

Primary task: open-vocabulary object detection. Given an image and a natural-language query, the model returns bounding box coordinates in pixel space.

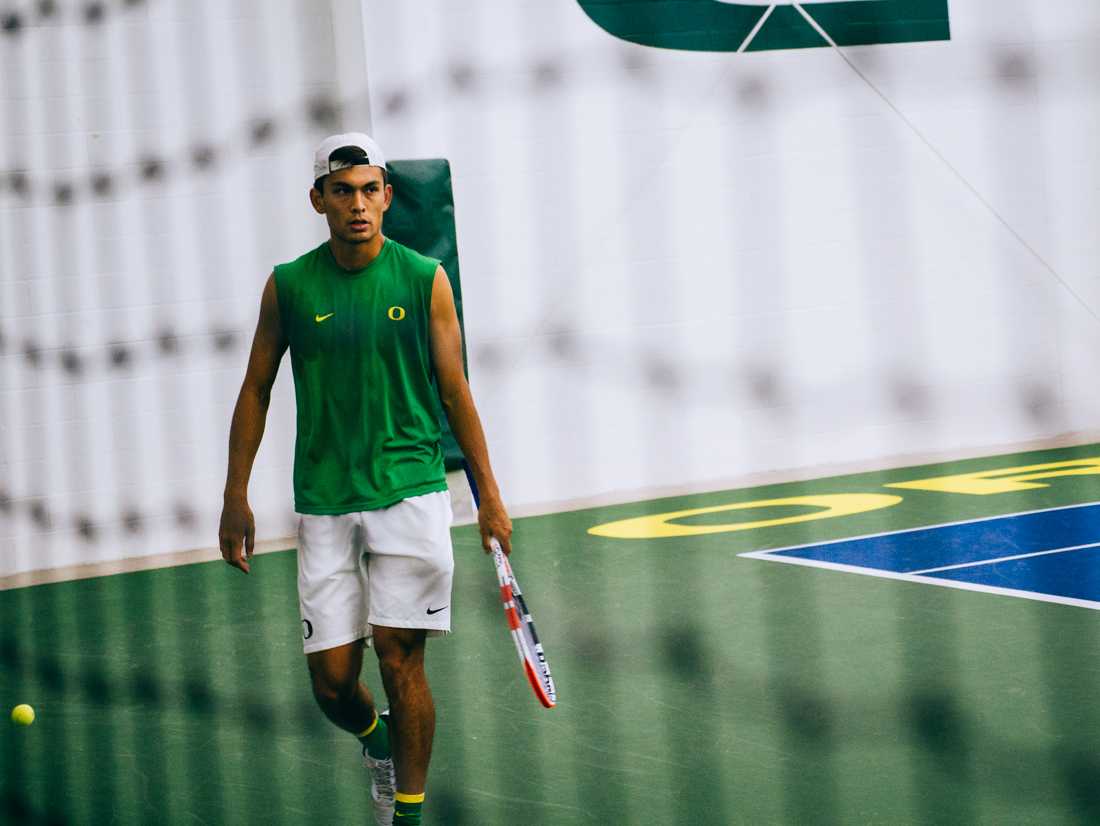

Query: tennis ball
[11,704,35,726]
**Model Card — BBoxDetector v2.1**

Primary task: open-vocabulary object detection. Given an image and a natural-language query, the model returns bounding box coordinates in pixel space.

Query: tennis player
[217,133,511,826]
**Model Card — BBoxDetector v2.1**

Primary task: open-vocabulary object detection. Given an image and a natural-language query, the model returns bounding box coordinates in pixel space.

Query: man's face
[310,165,392,245]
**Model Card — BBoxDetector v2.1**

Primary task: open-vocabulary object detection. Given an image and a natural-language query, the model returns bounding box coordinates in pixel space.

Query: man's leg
[306,639,379,732]
[308,639,397,826]
[373,626,434,794]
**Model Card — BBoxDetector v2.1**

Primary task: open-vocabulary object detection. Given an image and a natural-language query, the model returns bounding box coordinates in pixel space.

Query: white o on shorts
[297,490,454,655]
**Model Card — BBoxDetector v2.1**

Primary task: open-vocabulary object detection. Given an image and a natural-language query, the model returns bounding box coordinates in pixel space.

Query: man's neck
[328,233,385,271]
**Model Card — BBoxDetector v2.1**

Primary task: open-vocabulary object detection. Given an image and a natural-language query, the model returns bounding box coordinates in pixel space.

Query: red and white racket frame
[488,537,557,708]
[464,461,556,708]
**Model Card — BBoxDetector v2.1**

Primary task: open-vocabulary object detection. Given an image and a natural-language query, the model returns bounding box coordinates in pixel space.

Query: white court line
[740,501,1100,611]
[790,2,1100,326]
[737,550,1100,612]
[743,499,1100,558]
[909,541,1100,576]
[737,4,777,53]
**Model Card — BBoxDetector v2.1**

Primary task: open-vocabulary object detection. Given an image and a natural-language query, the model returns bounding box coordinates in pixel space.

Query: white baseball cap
[312,132,387,182]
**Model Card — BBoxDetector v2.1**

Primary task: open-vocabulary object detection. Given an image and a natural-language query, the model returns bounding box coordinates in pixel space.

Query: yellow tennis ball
[11,704,35,726]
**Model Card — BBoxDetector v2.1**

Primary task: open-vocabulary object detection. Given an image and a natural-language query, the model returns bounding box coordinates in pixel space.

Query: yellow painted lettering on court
[388,306,406,321]
[885,458,1100,496]
[587,494,903,539]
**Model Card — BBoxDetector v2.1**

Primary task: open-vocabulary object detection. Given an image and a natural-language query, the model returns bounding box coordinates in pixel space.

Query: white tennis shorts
[296,490,454,654]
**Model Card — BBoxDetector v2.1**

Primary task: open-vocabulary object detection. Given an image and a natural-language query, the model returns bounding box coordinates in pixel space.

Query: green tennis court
[5,441,1100,825]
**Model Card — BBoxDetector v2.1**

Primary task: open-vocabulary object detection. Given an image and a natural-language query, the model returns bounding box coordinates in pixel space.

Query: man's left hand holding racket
[467,465,512,555]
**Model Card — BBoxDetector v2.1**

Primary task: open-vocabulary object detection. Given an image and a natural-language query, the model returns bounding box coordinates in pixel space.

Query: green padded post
[384,159,468,471]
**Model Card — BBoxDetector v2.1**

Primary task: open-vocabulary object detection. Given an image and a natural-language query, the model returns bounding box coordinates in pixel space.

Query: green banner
[576,0,950,52]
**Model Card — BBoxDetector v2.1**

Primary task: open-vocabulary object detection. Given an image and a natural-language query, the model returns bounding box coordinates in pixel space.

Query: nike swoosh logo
[314,312,335,323]
[426,605,448,615]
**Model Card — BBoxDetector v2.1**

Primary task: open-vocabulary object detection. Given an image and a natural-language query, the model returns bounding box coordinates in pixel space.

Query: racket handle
[489,538,508,578]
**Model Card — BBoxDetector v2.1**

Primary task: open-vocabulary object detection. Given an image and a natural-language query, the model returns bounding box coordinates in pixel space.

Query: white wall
[0,0,370,576]
[1,0,1097,576]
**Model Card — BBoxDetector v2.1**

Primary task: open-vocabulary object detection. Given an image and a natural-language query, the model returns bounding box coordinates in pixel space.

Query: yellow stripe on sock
[395,792,425,804]
[356,713,379,739]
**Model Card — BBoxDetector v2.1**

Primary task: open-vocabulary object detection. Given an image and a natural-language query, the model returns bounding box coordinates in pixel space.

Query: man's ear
[382,183,393,212]
[309,186,325,214]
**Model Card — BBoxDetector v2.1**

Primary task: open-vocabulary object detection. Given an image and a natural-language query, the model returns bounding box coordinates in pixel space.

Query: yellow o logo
[388,306,406,321]
[587,494,903,539]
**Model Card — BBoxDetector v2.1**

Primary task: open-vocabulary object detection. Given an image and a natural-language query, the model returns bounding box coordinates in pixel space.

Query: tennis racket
[464,464,557,708]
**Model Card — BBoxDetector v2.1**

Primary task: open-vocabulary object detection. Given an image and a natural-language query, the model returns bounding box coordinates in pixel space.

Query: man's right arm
[218,273,288,574]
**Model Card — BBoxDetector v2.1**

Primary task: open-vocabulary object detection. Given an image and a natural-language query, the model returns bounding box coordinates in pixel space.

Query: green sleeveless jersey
[274,239,448,514]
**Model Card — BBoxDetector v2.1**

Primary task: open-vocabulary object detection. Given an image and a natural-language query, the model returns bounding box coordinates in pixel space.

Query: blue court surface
[740,501,1100,610]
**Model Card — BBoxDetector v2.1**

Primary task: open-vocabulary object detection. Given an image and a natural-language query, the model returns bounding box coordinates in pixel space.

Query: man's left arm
[428,266,513,553]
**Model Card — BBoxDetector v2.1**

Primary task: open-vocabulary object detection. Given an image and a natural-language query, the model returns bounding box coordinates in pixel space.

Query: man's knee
[311,671,357,707]
[374,627,426,683]
[307,644,363,706]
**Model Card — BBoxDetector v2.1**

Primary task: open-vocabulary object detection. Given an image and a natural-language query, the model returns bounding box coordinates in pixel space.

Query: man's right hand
[219,497,256,574]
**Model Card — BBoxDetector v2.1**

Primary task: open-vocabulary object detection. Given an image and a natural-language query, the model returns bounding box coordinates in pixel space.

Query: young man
[217,133,511,826]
